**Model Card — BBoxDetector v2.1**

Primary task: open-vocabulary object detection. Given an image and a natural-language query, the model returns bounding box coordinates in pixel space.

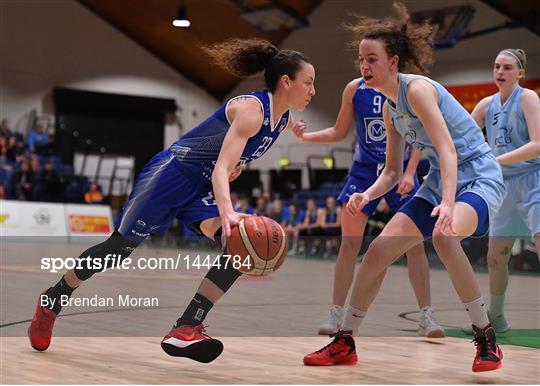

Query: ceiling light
[173,6,190,28]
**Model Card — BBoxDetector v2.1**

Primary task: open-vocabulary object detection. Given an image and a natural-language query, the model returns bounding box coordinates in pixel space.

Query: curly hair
[202,38,310,93]
[346,2,434,75]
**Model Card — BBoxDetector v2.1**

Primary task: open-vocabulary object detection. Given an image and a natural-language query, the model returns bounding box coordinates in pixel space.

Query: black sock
[176,293,214,327]
[45,276,77,315]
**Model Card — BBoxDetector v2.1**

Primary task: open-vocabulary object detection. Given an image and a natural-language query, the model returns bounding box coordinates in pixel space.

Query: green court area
[446,329,540,349]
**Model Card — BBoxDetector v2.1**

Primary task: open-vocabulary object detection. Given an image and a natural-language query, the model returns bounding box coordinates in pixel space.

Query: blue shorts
[490,169,540,238]
[337,161,419,215]
[399,152,506,239]
[115,150,219,243]
[399,193,489,239]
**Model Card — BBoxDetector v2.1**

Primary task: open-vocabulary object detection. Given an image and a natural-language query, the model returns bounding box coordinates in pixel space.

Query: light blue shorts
[489,168,540,238]
[415,152,506,229]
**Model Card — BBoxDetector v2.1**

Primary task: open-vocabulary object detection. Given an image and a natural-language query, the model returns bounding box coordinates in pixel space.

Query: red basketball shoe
[304,330,358,366]
[471,324,503,372]
[161,324,223,363]
[28,291,57,351]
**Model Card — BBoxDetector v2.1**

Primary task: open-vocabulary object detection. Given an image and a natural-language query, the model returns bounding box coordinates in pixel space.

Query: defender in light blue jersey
[293,77,443,338]
[29,39,316,363]
[305,4,504,372]
[468,48,540,334]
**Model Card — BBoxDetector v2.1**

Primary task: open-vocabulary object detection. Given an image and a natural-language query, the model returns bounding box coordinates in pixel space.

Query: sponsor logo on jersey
[405,130,426,151]
[363,117,386,143]
[494,127,513,147]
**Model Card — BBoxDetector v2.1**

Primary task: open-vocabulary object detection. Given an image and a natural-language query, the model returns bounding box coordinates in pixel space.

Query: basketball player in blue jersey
[293,76,444,338]
[28,38,316,363]
[304,3,506,372]
[462,49,539,334]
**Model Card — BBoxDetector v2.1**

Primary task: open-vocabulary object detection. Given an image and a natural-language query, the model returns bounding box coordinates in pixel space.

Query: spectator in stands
[284,203,303,254]
[269,199,286,226]
[253,196,268,216]
[0,183,6,200]
[12,159,35,200]
[38,160,62,202]
[30,155,41,175]
[0,119,12,138]
[0,136,7,163]
[5,135,19,163]
[320,195,342,258]
[299,197,323,255]
[84,181,103,204]
[237,196,254,215]
[27,122,53,155]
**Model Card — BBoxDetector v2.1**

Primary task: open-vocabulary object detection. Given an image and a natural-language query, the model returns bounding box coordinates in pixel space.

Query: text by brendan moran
[40,294,159,308]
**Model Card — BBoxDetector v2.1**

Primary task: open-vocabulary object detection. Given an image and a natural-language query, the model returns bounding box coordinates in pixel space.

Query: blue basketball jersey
[353,79,388,164]
[387,73,492,169]
[352,79,410,165]
[485,86,540,176]
[169,90,290,181]
[325,209,338,223]
[306,209,318,224]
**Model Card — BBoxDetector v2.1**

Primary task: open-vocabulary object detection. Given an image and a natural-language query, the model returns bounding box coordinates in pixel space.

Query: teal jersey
[485,86,540,176]
[387,73,493,169]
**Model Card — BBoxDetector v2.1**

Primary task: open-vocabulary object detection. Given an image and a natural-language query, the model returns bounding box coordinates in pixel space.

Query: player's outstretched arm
[292,79,357,143]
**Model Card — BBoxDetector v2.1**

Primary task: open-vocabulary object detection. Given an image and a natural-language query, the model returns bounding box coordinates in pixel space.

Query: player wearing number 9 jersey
[293,78,444,338]
[28,38,316,363]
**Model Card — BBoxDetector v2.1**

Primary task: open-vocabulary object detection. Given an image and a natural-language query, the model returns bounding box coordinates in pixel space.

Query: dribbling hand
[347,192,370,217]
[220,211,251,248]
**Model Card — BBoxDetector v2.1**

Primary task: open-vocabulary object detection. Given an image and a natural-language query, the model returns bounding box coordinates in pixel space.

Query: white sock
[490,293,506,318]
[342,305,366,334]
[464,297,489,328]
[420,306,433,314]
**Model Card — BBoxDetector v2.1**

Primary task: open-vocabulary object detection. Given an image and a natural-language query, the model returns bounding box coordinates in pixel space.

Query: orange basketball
[226,216,288,276]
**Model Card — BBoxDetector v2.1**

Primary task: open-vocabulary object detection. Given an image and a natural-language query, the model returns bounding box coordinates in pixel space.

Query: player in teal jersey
[465,48,539,334]
[304,2,505,372]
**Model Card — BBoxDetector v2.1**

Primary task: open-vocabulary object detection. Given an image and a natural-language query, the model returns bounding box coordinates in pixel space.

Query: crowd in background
[0,118,102,204]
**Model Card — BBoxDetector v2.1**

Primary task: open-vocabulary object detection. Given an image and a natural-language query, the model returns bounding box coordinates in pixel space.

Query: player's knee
[362,238,389,270]
[338,240,359,261]
[431,234,459,257]
[73,230,139,281]
[487,253,503,270]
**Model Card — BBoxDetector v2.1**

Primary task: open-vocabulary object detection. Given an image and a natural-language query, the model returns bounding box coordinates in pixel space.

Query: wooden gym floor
[1,240,538,384]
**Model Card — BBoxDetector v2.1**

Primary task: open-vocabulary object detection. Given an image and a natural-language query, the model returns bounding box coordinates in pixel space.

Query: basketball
[226,216,288,276]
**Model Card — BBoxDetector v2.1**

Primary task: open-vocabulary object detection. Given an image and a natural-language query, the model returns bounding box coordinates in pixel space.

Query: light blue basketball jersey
[169,90,289,181]
[485,86,540,176]
[387,73,492,168]
[387,73,506,225]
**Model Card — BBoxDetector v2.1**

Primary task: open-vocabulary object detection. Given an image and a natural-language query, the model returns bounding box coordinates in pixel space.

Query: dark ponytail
[203,39,310,93]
